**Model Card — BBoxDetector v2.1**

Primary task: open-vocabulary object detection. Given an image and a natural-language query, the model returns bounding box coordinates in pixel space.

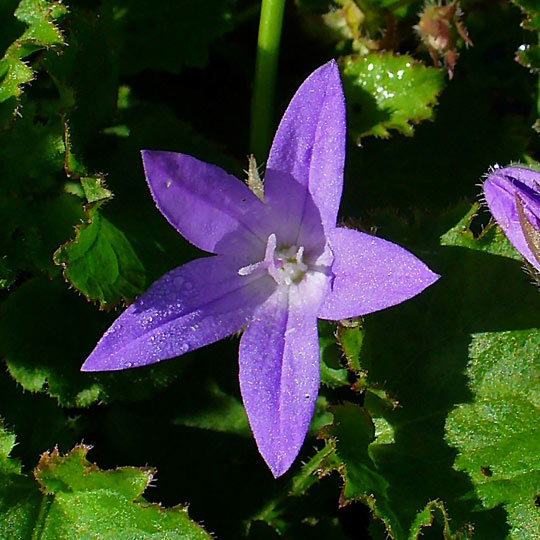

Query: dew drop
[174,276,184,289]
[166,180,172,188]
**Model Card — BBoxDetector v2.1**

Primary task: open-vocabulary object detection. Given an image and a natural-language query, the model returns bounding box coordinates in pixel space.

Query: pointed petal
[265,60,346,234]
[318,228,440,320]
[82,256,275,371]
[483,166,540,270]
[141,150,268,258]
[239,273,327,477]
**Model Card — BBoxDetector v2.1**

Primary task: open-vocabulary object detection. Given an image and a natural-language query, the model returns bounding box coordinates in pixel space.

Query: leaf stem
[250,0,286,162]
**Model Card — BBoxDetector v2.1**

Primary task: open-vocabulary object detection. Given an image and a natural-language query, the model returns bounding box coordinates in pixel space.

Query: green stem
[250,0,286,162]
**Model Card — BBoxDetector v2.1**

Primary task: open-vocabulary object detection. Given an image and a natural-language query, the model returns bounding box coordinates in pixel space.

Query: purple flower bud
[484,166,540,271]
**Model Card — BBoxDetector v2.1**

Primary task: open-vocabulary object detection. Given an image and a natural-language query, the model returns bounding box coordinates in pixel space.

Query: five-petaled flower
[81,61,440,477]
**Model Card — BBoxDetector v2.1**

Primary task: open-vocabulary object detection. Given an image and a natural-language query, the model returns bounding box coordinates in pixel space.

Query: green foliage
[440,202,522,261]
[0,0,67,125]
[341,52,445,141]
[54,176,146,309]
[441,204,540,539]
[446,330,540,540]
[0,278,181,407]
[318,321,351,388]
[1,0,540,538]
[0,436,211,539]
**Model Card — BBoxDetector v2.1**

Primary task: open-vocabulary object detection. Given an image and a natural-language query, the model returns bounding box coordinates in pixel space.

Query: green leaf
[318,321,350,388]
[0,104,86,285]
[510,1,540,129]
[446,329,540,540]
[0,278,180,407]
[173,380,250,436]
[341,52,445,141]
[510,0,540,31]
[0,422,43,539]
[0,440,211,539]
[320,404,404,536]
[0,0,67,122]
[336,321,364,374]
[0,421,21,475]
[54,179,146,309]
[440,202,522,261]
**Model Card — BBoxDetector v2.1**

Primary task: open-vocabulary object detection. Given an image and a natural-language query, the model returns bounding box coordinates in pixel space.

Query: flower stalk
[250,0,286,162]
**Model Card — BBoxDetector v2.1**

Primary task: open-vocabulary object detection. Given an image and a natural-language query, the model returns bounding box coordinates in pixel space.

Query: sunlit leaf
[0,438,211,539]
[341,52,445,141]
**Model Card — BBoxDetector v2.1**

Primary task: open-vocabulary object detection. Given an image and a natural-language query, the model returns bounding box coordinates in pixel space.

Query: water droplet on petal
[174,276,184,289]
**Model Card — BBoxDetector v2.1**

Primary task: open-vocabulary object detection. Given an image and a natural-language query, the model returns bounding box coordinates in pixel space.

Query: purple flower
[82,61,439,477]
[484,166,540,272]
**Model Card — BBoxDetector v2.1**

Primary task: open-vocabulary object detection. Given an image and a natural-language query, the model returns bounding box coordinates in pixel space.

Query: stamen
[238,234,310,285]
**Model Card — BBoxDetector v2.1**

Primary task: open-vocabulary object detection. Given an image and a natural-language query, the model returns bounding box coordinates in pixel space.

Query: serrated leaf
[0,0,67,122]
[0,421,21,475]
[0,441,211,539]
[446,329,540,540]
[54,202,146,309]
[0,104,86,285]
[0,278,180,407]
[320,404,403,536]
[510,1,540,129]
[341,52,445,141]
[510,0,540,31]
[516,43,540,70]
[440,202,522,261]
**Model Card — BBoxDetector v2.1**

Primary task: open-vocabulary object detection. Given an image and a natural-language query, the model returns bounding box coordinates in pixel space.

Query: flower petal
[141,150,268,259]
[81,256,275,371]
[318,228,440,320]
[483,166,540,270]
[265,60,346,234]
[239,273,327,477]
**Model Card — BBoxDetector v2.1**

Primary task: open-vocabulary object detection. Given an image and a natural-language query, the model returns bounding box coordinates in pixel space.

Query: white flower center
[238,233,309,286]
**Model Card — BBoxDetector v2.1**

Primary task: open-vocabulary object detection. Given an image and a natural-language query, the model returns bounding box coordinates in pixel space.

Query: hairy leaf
[446,329,540,540]
[54,199,146,309]
[0,0,67,124]
[0,437,211,539]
